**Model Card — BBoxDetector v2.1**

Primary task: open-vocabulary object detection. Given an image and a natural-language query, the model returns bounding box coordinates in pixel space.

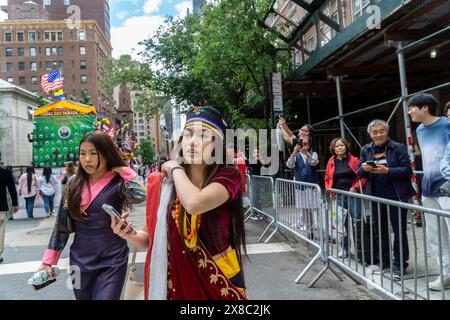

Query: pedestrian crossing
[0,242,294,276]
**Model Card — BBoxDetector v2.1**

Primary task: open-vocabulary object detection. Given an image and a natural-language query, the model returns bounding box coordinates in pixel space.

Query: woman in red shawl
[112,106,247,300]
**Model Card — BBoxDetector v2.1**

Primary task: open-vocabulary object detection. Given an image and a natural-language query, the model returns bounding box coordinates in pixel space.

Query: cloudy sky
[0,0,193,58]
[110,0,192,58]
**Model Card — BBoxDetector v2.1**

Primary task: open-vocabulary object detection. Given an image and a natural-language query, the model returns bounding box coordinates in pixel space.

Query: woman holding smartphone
[36,131,146,300]
[112,106,248,300]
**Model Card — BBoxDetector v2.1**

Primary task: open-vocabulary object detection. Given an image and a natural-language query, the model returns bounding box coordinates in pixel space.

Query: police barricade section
[275,179,325,284]
[248,175,277,243]
[243,174,253,220]
[323,188,450,300]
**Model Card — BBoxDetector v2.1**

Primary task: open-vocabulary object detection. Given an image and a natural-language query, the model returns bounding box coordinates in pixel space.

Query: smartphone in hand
[102,204,134,232]
[366,160,377,168]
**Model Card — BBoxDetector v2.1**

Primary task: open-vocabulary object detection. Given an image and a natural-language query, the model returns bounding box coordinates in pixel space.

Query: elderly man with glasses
[358,119,415,281]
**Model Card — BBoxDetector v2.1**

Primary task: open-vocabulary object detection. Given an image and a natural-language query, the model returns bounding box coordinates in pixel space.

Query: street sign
[272,72,283,116]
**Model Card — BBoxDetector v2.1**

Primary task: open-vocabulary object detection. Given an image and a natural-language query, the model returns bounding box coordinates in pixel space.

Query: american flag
[41,71,63,95]
[125,131,134,151]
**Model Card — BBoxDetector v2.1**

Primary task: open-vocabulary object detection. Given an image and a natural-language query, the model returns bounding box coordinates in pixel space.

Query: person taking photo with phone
[280,118,320,239]
[36,130,146,300]
[358,120,415,280]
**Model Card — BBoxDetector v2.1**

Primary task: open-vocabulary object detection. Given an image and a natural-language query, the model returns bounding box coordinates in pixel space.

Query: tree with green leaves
[37,93,47,107]
[101,54,161,120]
[79,88,93,106]
[140,0,291,128]
[137,138,155,165]
[101,0,290,129]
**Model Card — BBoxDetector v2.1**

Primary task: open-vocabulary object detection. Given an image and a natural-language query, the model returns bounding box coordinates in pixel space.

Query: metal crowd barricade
[312,188,450,300]
[243,174,253,220]
[274,179,338,285]
[247,175,277,243]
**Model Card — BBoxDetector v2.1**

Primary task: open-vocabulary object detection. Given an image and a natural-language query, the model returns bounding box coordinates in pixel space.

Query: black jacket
[0,167,18,211]
[357,138,416,201]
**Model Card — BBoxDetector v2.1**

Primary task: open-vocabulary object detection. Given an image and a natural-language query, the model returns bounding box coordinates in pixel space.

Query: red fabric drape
[144,172,163,300]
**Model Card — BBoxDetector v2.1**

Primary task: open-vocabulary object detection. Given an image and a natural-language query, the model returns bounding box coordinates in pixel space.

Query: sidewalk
[0,203,383,300]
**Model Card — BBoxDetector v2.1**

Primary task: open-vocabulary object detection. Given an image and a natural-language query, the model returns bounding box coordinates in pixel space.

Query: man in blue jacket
[358,120,415,280]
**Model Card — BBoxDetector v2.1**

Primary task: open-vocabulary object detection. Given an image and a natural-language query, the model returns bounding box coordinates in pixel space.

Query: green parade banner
[32,100,98,168]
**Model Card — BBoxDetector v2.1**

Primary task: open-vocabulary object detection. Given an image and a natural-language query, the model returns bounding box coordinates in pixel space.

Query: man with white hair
[358,119,415,280]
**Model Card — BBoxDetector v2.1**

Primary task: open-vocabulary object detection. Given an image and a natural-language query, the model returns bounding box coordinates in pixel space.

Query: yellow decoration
[214,249,241,279]
[33,100,98,117]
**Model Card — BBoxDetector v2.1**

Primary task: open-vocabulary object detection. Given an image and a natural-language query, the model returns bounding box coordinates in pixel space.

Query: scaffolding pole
[397,41,421,214]
[306,93,312,124]
[311,82,450,128]
[334,76,346,139]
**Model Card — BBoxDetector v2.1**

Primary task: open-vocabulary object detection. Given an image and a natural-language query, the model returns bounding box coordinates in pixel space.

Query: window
[64,0,70,5]
[80,46,86,55]
[58,61,64,71]
[18,62,25,71]
[19,76,26,85]
[78,31,86,41]
[17,32,24,41]
[52,47,57,56]
[31,62,37,71]
[45,47,51,56]
[28,32,36,42]
[307,35,316,52]
[51,32,57,42]
[57,32,63,41]
[58,46,63,55]
[80,60,87,69]
[4,33,12,42]
[31,77,38,85]
[43,0,51,5]
[45,61,51,71]
[6,48,12,56]
[52,61,58,69]
[352,0,371,20]
[80,75,88,84]
[7,77,13,83]
[44,32,50,41]
[29,47,36,56]
[18,47,24,56]
[6,62,13,72]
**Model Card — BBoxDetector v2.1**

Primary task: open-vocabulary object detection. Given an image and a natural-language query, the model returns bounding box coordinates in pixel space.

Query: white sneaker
[429,276,450,291]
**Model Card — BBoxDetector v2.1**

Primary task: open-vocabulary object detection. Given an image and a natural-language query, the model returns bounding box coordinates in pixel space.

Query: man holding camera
[358,119,415,280]
[408,93,450,291]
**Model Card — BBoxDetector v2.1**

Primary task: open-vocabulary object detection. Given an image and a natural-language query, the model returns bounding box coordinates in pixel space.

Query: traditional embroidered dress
[145,167,247,300]
[42,167,146,300]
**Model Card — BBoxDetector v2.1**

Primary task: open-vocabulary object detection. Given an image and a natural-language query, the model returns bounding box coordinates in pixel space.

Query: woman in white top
[18,167,39,219]
[38,167,58,218]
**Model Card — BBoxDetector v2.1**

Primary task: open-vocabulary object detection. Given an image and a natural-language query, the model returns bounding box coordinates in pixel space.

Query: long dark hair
[43,167,52,184]
[173,130,248,273]
[66,131,127,220]
[26,166,35,193]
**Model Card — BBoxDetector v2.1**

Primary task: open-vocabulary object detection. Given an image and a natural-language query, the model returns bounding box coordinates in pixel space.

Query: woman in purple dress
[36,131,146,300]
